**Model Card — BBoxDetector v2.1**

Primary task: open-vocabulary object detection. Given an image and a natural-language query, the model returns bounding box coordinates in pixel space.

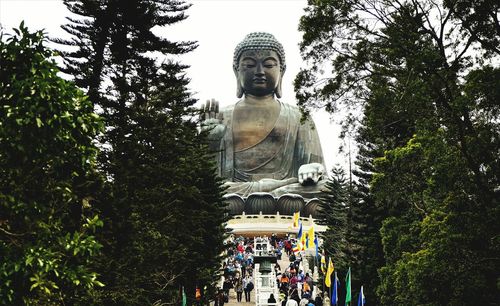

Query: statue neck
[242,94,277,106]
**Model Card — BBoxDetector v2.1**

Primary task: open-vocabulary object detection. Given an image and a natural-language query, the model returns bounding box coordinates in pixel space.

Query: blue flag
[297,222,303,239]
[331,271,338,305]
[314,236,319,258]
[357,285,365,306]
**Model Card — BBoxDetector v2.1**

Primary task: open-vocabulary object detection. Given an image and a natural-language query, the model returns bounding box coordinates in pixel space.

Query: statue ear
[235,68,244,98]
[275,77,283,98]
[237,81,244,98]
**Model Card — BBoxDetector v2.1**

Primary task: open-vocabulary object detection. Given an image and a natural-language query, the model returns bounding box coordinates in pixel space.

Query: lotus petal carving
[276,194,305,216]
[302,198,322,219]
[245,192,276,215]
[223,193,245,215]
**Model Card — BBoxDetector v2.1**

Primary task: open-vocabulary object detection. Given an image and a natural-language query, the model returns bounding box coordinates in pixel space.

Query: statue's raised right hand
[201,99,225,139]
[201,98,219,121]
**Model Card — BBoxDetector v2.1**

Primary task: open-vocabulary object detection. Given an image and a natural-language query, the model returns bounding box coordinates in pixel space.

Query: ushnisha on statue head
[233,32,286,99]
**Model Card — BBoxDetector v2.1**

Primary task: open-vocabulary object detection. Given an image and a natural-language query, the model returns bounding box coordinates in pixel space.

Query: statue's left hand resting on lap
[298,163,325,186]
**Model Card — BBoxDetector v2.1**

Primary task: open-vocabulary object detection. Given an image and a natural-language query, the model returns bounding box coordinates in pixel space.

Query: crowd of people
[214,234,324,306]
[277,256,323,306]
[215,236,257,305]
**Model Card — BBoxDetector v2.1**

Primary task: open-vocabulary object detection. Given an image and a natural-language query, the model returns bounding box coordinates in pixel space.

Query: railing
[254,237,273,257]
[253,236,280,306]
[254,263,280,306]
[227,213,326,236]
[230,212,316,225]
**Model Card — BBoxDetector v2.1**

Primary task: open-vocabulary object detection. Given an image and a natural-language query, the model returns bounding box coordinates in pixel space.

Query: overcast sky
[0,0,346,173]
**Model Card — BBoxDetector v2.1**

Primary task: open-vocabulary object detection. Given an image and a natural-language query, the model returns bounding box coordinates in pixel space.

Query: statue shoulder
[279,101,299,110]
[219,103,236,113]
[219,103,236,124]
[278,101,306,121]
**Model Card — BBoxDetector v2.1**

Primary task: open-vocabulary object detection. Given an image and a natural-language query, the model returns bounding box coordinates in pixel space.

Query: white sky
[0,0,346,173]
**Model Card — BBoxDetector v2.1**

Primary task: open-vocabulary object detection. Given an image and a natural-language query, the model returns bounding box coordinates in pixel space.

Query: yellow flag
[325,258,334,287]
[300,230,307,250]
[320,255,326,274]
[293,212,300,228]
[307,226,315,249]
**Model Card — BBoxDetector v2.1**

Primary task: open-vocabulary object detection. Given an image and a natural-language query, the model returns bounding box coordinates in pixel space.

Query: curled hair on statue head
[233,32,286,73]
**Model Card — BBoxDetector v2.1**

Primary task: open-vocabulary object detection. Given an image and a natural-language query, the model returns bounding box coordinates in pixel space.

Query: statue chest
[231,110,289,173]
[232,106,281,152]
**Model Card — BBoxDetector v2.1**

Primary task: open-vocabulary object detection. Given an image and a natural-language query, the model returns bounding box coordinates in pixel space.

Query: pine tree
[318,166,348,265]
[318,166,358,305]
[56,1,227,304]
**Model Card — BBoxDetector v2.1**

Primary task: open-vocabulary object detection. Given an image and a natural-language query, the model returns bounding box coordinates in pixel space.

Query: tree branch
[0,226,27,237]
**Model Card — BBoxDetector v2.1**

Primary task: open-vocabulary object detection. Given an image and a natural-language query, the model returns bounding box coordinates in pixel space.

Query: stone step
[220,256,290,306]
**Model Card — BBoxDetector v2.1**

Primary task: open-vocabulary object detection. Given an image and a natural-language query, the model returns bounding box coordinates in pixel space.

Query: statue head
[233,32,286,98]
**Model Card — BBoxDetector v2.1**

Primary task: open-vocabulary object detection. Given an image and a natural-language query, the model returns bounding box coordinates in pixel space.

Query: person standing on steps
[234,274,244,302]
[223,276,233,302]
[214,289,225,306]
[243,274,254,302]
[268,293,277,305]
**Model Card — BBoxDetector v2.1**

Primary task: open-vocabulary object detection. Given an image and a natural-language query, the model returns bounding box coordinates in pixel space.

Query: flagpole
[321,258,325,301]
[329,279,332,306]
[323,275,325,303]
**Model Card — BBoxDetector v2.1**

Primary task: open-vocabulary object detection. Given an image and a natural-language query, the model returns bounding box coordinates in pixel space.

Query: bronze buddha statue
[203,32,326,200]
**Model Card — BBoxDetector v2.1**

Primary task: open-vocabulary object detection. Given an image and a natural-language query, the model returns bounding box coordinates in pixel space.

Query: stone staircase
[223,255,290,306]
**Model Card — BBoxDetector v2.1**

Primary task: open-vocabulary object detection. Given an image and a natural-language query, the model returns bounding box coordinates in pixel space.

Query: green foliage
[318,166,367,305]
[375,132,499,305]
[318,166,349,265]
[297,1,499,304]
[56,1,227,304]
[0,24,104,305]
[444,0,500,59]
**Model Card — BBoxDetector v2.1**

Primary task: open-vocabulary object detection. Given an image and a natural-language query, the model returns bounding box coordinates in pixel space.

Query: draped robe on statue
[214,100,325,199]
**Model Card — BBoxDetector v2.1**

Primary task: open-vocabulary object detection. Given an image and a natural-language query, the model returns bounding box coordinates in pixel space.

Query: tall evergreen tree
[318,165,358,305]
[0,24,104,305]
[348,159,385,303]
[296,1,499,304]
[318,166,348,264]
[56,1,227,304]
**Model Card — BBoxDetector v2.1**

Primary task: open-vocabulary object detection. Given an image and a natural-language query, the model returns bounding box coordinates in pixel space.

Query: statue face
[237,50,281,97]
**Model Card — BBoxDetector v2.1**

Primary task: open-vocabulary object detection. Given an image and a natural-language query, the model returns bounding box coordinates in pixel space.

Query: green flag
[182,286,187,306]
[345,267,351,305]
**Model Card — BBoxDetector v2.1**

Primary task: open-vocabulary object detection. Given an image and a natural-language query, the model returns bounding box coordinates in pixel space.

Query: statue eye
[240,58,256,69]
[263,60,278,68]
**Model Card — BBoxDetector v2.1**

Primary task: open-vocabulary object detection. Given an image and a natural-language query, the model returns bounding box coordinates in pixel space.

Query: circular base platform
[226,212,325,237]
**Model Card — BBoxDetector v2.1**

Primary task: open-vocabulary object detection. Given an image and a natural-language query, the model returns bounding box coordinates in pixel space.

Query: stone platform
[223,192,325,237]
[226,212,326,237]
